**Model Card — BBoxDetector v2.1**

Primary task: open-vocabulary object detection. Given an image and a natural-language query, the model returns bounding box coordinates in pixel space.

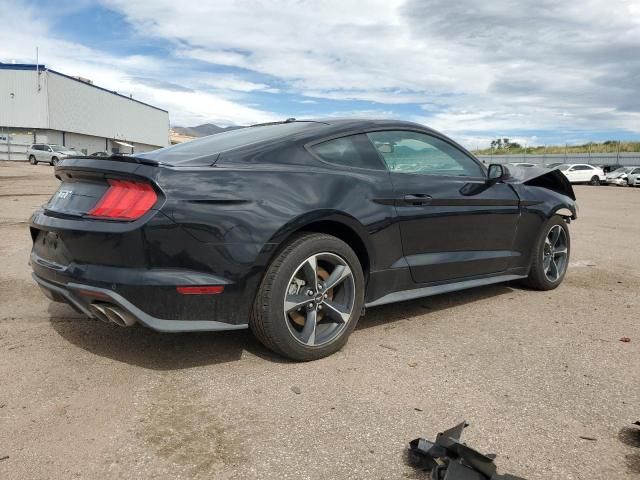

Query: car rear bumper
[32,272,248,332]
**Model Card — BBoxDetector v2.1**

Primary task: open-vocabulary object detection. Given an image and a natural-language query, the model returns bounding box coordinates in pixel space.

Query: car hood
[502,164,576,200]
[606,172,626,178]
[57,150,78,156]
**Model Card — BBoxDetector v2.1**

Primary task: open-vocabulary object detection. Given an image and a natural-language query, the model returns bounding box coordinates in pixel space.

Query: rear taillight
[87,179,157,220]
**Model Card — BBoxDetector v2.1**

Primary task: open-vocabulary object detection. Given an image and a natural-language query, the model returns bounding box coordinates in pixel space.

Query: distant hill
[171,123,244,138]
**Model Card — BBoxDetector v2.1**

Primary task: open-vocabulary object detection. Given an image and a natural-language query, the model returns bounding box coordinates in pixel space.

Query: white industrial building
[0,63,169,160]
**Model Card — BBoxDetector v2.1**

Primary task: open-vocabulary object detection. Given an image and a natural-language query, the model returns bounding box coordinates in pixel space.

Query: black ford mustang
[30,119,576,360]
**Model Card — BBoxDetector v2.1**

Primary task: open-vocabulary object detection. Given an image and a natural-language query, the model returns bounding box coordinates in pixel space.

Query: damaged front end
[408,421,526,480]
[503,165,576,202]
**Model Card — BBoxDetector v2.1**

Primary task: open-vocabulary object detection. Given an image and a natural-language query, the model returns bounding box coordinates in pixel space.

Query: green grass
[472,141,640,155]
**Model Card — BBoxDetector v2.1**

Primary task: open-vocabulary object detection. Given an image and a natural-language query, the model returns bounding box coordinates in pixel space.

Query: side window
[310,134,385,170]
[366,130,484,177]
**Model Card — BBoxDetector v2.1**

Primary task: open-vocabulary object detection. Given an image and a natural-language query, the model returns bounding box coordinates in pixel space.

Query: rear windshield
[137,122,320,164]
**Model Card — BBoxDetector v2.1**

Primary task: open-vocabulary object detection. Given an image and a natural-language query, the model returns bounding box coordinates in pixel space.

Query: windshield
[557,164,571,171]
[610,167,631,174]
[50,145,73,152]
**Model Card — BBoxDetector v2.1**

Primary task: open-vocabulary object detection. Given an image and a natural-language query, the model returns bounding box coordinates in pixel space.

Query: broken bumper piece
[408,421,526,480]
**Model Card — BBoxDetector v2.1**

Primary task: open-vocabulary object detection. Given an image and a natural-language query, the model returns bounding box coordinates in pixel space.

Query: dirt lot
[1,162,638,480]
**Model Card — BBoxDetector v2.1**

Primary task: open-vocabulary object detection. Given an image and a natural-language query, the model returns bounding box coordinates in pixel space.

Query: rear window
[137,122,319,164]
[310,134,386,170]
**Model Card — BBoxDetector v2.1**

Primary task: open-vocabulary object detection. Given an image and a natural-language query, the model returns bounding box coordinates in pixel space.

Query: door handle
[403,194,432,206]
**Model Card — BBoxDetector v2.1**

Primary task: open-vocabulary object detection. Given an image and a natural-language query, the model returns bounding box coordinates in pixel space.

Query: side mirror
[487,164,507,182]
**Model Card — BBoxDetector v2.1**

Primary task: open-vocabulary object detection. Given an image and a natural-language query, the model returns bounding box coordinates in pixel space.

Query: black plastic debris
[408,421,526,480]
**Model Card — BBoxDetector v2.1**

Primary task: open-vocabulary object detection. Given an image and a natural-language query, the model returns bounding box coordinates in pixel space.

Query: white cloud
[0,0,279,126]
[1,0,640,137]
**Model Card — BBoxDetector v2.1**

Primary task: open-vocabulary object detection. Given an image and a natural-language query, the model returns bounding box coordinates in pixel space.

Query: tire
[589,175,600,186]
[250,232,365,361]
[50,157,59,166]
[522,216,570,291]
[29,155,37,165]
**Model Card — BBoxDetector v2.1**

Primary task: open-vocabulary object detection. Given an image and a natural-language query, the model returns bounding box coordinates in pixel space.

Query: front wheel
[50,156,59,166]
[589,175,600,186]
[29,155,37,165]
[522,216,570,290]
[250,233,365,361]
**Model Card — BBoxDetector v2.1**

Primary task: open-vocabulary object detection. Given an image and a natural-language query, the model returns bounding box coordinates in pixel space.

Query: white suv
[556,163,606,185]
[27,144,79,166]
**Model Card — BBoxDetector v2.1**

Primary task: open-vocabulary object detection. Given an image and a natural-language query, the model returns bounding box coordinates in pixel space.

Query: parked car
[599,164,622,174]
[604,166,640,186]
[556,163,606,185]
[627,167,640,187]
[30,119,577,361]
[90,151,110,157]
[27,144,79,166]
[546,162,564,169]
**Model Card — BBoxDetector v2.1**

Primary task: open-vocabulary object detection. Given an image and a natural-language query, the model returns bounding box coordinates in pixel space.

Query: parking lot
[0,162,638,479]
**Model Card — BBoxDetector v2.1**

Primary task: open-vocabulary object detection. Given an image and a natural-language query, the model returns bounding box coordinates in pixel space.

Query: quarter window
[311,134,385,170]
[366,130,483,177]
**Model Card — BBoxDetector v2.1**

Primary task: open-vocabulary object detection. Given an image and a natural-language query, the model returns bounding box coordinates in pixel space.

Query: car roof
[138,118,460,166]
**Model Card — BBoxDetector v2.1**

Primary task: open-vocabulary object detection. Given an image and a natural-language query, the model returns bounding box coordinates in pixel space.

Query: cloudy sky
[1,0,639,147]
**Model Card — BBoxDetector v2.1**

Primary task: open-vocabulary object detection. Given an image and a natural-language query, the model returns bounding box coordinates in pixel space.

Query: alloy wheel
[283,252,355,347]
[542,225,568,282]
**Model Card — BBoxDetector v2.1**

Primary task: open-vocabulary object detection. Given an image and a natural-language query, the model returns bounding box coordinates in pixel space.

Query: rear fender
[257,210,373,269]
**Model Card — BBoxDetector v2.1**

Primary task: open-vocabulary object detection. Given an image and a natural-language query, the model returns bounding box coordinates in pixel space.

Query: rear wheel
[522,216,570,290]
[589,175,600,186]
[29,155,37,165]
[250,233,364,361]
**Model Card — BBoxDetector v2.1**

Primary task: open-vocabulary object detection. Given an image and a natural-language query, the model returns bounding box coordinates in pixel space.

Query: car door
[563,166,579,182]
[44,145,54,162]
[32,144,43,161]
[366,130,521,285]
[580,165,593,181]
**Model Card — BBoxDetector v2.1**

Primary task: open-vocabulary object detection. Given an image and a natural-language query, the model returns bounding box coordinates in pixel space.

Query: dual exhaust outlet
[88,303,137,327]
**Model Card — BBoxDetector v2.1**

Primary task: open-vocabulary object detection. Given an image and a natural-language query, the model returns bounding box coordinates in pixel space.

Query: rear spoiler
[65,155,161,167]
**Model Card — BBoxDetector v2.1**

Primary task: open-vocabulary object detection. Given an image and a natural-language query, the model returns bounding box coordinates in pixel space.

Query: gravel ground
[0,162,638,480]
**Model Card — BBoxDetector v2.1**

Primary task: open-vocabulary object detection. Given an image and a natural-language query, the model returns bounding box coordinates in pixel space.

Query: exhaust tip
[103,305,136,327]
[89,303,111,324]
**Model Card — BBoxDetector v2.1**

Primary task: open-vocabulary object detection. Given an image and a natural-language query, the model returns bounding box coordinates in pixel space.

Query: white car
[26,144,79,166]
[627,167,640,187]
[556,163,606,185]
[605,166,640,186]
